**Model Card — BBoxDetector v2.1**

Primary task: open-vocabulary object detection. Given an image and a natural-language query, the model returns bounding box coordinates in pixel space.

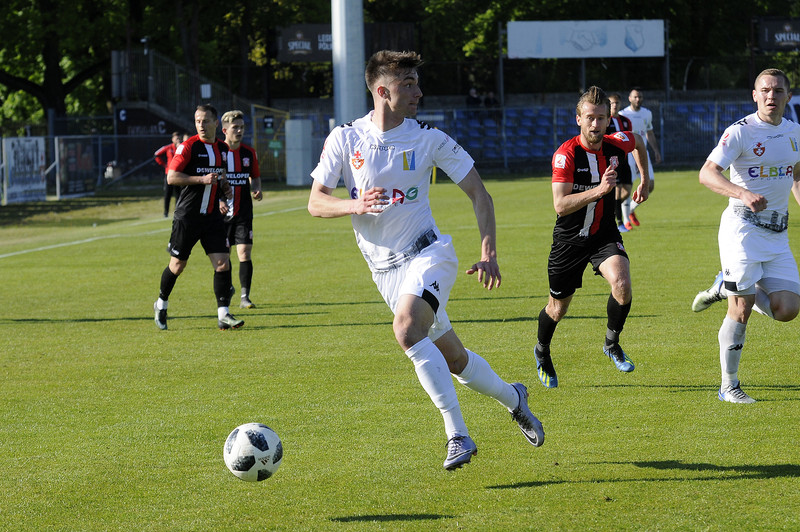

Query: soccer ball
[223,423,283,481]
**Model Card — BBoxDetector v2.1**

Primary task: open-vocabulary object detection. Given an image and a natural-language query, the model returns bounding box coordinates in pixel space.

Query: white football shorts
[628,151,655,182]
[372,234,457,341]
[718,208,800,295]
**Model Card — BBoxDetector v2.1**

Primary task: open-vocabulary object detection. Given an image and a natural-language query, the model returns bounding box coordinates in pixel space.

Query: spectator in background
[154,131,181,217]
[483,91,499,108]
[466,87,482,107]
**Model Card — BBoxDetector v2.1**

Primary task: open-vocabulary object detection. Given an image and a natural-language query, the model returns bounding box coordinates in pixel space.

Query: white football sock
[718,316,747,389]
[217,307,230,320]
[454,349,519,411]
[406,337,468,438]
[621,198,632,222]
[753,286,774,319]
[156,298,168,310]
[629,198,640,213]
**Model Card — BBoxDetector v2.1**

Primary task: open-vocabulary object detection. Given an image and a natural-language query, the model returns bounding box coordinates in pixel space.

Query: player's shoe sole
[692,271,726,312]
[443,435,477,470]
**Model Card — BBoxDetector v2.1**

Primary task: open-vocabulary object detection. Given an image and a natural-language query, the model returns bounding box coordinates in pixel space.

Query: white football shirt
[311,112,475,272]
[708,112,800,215]
[619,106,653,147]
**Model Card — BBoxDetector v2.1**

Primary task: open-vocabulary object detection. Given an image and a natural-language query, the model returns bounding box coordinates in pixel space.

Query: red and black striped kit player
[533,86,650,390]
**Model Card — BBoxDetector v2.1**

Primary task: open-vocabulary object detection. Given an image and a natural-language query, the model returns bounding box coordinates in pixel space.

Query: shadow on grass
[487,460,800,490]
[330,513,454,523]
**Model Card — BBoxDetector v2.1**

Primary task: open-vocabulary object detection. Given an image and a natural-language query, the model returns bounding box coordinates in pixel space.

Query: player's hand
[632,180,649,203]
[202,172,217,185]
[598,164,617,195]
[252,189,263,201]
[218,175,233,200]
[466,257,501,290]
[219,199,229,215]
[742,190,767,212]
[354,186,389,215]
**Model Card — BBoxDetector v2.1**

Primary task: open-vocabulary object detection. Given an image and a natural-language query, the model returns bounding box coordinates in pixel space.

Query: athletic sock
[629,198,640,213]
[159,267,179,301]
[719,316,747,389]
[753,285,774,319]
[454,349,518,411]
[606,294,631,341]
[622,198,632,222]
[405,337,468,439]
[615,197,623,226]
[537,306,559,346]
[239,260,253,298]
[214,269,233,307]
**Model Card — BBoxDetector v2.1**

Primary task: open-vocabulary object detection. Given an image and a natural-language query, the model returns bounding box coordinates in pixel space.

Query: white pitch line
[0,205,306,260]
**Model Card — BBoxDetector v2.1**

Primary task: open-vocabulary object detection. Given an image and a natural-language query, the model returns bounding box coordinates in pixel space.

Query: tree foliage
[2,0,800,133]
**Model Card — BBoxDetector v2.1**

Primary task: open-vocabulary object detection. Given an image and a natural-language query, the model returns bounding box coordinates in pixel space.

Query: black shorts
[617,161,632,186]
[547,239,628,299]
[225,216,253,246]
[167,215,229,261]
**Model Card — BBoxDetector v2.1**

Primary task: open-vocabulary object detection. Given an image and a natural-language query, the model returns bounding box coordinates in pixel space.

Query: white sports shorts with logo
[718,208,800,295]
[372,234,457,342]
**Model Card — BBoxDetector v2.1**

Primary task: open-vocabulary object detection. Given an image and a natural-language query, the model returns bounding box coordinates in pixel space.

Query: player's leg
[236,228,255,308]
[155,220,194,330]
[754,251,800,321]
[718,295,755,403]
[203,220,243,330]
[595,249,635,372]
[628,155,654,224]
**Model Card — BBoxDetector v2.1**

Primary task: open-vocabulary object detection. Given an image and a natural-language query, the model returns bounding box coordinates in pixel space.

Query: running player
[619,87,661,229]
[691,68,800,403]
[534,86,650,389]
[607,93,633,232]
[153,104,244,331]
[308,50,544,471]
[219,110,262,309]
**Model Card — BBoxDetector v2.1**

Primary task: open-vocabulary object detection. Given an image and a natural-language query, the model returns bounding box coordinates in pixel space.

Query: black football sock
[214,269,233,307]
[239,260,253,298]
[606,294,631,346]
[159,267,179,301]
[537,306,559,348]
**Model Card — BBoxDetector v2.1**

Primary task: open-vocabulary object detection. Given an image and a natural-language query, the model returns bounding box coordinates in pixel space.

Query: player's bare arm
[699,159,767,212]
[458,167,501,290]
[792,178,800,208]
[631,133,650,203]
[552,164,616,217]
[647,130,662,163]
[251,177,263,201]
[308,181,388,218]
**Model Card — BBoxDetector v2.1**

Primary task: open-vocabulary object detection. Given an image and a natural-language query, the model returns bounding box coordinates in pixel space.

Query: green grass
[1,172,799,530]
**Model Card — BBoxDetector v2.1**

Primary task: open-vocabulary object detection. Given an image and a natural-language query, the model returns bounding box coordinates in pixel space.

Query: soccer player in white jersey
[691,68,800,403]
[619,88,662,229]
[308,50,544,470]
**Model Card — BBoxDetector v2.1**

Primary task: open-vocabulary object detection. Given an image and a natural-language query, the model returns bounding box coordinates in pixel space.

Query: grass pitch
[0,171,798,530]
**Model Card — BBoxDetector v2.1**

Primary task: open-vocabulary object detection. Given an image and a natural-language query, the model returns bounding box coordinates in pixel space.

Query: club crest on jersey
[609,156,619,169]
[403,150,415,171]
[753,142,765,157]
[243,157,250,167]
[351,150,364,170]
[554,153,567,169]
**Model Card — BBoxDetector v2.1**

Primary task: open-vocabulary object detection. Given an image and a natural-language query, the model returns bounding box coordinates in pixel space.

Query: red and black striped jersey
[225,143,260,219]
[551,132,635,244]
[605,114,633,183]
[154,143,177,175]
[169,135,229,220]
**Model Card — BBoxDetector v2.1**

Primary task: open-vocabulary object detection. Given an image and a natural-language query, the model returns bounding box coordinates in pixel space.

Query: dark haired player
[153,104,244,331]
[308,50,544,471]
[533,86,649,389]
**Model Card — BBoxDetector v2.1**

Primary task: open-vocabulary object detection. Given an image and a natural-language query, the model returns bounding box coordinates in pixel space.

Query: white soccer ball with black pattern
[223,423,283,481]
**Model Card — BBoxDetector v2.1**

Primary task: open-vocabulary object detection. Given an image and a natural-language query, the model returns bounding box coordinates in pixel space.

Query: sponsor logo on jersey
[350,186,419,204]
[753,142,765,156]
[612,132,630,142]
[554,153,567,169]
[369,144,395,151]
[351,150,364,170]
[747,165,794,178]
[402,150,415,171]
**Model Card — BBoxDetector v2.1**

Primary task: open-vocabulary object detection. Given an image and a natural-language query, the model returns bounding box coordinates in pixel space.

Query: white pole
[332,0,367,127]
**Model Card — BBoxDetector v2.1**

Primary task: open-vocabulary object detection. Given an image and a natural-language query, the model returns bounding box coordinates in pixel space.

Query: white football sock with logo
[719,316,747,389]
[454,349,519,411]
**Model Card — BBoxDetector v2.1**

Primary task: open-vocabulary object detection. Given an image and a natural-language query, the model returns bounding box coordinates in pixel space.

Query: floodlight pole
[332,0,367,126]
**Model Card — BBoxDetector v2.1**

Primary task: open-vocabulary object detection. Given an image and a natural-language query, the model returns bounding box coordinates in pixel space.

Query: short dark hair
[576,86,609,116]
[196,104,218,119]
[755,68,791,90]
[365,50,423,90]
